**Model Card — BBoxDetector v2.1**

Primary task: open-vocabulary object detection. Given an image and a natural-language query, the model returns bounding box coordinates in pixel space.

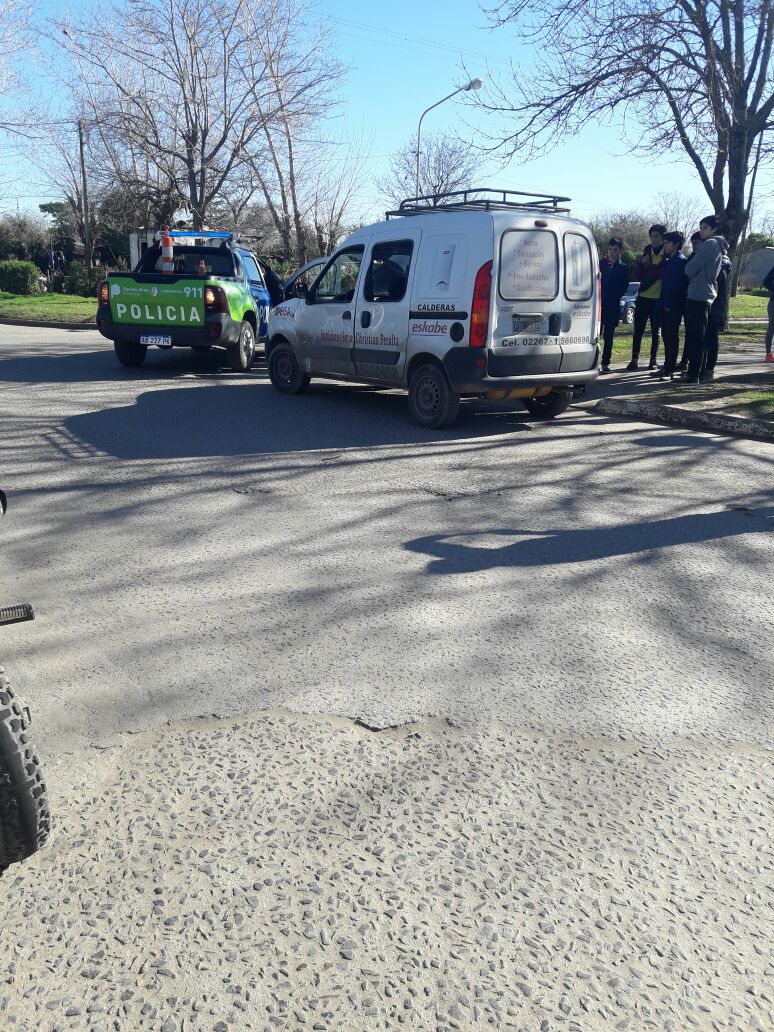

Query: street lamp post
[415,78,483,198]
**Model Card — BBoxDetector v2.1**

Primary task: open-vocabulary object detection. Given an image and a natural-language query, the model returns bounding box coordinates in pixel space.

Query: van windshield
[498,229,558,301]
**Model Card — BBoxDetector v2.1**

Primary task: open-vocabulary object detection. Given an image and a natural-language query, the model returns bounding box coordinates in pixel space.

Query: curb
[595,396,774,443]
[0,317,95,331]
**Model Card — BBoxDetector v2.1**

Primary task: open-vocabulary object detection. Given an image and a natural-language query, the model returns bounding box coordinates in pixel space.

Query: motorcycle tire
[0,668,50,872]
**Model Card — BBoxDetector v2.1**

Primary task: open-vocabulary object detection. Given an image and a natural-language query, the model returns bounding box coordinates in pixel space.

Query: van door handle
[361,311,371,328]
[342,311,352,321]
[548,313,561,336]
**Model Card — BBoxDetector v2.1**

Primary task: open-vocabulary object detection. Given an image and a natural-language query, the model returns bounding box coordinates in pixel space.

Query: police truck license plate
[512,315,541,334]
[140,335,172,346]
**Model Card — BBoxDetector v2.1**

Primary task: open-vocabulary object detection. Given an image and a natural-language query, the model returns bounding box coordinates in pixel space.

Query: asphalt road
[1,325,772,756]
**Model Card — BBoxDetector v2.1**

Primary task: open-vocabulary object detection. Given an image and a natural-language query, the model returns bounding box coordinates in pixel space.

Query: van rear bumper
[442,347,599,393]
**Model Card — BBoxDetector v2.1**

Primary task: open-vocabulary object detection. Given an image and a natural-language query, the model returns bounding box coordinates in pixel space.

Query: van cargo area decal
[499,230,558,301]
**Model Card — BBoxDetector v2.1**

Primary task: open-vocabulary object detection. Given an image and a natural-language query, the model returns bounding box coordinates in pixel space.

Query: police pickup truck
[97,231,271,371]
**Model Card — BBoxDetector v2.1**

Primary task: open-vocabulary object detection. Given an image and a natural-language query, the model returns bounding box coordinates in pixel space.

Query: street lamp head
[465,78,484,91]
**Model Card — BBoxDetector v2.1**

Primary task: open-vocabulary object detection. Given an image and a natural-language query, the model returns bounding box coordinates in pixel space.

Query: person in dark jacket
[626,224,666,371]
[763,263,774,363]
[653,231,688,380]
[677,232,703,370]
[598,238,630,373]
[682,215,726,383]
[702,244,732,380]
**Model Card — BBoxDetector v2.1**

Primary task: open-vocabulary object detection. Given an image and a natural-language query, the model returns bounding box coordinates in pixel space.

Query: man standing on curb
[763,262,774,363]
[654,231,688,380]
[702,243,732,381]
[626,224,666,371]
[599,238,630,374]
[682,215,726,384]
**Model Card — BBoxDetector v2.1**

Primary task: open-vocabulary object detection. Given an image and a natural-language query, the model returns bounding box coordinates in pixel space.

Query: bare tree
[244,11,345,264]
[378,133,480,208]
[652,191,706,237]
[307,136,369,256]
[50,0,334,231]
[481,0,774,251]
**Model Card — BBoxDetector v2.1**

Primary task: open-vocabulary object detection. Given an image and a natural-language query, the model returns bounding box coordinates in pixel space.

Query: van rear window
[564,233,594,301]
[498,229,558,301]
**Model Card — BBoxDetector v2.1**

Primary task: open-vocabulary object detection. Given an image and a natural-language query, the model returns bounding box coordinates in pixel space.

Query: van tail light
[470,260,493,348]
[97,280,109,307]
[204,285,228,313]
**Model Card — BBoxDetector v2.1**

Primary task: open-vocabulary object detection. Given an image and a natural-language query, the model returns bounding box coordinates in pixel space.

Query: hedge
[0,259,41,295]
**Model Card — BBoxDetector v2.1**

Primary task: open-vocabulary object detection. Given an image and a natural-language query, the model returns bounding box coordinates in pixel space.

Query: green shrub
[0,259,41,295]
[66,261,99,297]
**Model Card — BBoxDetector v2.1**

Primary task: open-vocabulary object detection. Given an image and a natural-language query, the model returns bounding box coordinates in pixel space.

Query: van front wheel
[522,391,571,418]
[268,343,310,394]
[408,364,460,428]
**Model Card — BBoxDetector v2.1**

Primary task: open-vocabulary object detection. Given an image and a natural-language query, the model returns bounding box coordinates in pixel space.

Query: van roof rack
[385,188,572,219]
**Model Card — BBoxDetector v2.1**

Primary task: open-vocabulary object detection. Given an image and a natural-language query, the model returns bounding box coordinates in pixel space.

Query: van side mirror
[295,282,308,299]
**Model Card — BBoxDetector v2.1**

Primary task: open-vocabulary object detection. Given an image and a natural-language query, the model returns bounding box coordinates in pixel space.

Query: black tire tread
[0,668,50,872]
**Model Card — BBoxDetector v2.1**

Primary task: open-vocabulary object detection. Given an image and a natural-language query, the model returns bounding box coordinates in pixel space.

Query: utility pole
[77,119,92,287]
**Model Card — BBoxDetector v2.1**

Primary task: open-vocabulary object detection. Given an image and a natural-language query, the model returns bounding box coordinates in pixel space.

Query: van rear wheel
[114,341,147,367]
[522,391,571,418]
[408,364,460,428]
[268,342,310,394]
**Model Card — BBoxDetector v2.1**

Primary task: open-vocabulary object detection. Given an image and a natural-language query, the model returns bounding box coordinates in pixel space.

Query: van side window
[364,240,413,302]
[312,247,364,304]
[498,229,558,301]
[564,233,593,301]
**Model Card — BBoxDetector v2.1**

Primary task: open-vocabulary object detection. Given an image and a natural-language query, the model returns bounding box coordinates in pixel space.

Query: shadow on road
[0,345,235,384]
[63,380,548,459]
[405,506,774,573]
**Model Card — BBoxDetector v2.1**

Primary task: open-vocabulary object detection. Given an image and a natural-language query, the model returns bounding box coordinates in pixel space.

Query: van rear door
[558,230,597,373]
[491,225,563,374]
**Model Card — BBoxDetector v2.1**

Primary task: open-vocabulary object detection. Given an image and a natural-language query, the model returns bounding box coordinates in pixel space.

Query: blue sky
[3,0,772,231]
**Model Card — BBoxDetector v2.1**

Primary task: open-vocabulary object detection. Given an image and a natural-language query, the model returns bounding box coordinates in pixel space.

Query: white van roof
[343,189,591,244]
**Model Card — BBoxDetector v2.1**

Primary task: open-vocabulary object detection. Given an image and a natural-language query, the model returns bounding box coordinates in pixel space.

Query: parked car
[267,188,599,427]
[620,282,639,324]
[283,257,327,301]
[96,231,272,371]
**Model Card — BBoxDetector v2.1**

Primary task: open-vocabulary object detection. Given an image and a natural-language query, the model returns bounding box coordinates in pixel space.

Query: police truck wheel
[228,322,255,372]
[407,364,460,428]
[114,341,147,367]
[268,343,310,394]
[0,669,50,872]
[522,391,571,418]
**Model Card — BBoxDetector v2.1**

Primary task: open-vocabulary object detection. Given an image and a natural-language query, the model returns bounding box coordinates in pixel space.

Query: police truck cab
[266,189,600,427]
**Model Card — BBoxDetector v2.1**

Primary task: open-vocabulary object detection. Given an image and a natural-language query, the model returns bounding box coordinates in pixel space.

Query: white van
[267,190,599,427]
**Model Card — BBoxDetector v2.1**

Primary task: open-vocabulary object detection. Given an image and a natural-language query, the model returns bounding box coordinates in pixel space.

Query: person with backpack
[598,237,630,373]
[701,243,732,381]
[626,224,667,371]
[682,215,726,383]
[763,263,774,364]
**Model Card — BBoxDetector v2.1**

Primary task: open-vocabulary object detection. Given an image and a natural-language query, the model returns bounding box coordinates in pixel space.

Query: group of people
[598,217,771,382]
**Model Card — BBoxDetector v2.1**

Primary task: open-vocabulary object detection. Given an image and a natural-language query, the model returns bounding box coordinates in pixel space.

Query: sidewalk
[586,343,774,441]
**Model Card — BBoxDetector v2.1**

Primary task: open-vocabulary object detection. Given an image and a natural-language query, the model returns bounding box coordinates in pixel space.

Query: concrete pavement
[0,326,772,1031]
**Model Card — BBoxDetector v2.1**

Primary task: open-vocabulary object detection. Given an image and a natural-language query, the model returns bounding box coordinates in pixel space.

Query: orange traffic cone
[161,226,174,274]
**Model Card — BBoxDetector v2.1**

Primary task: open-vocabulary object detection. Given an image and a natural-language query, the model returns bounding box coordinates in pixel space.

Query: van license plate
[140,335,172,346]
[513,316,541,334]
